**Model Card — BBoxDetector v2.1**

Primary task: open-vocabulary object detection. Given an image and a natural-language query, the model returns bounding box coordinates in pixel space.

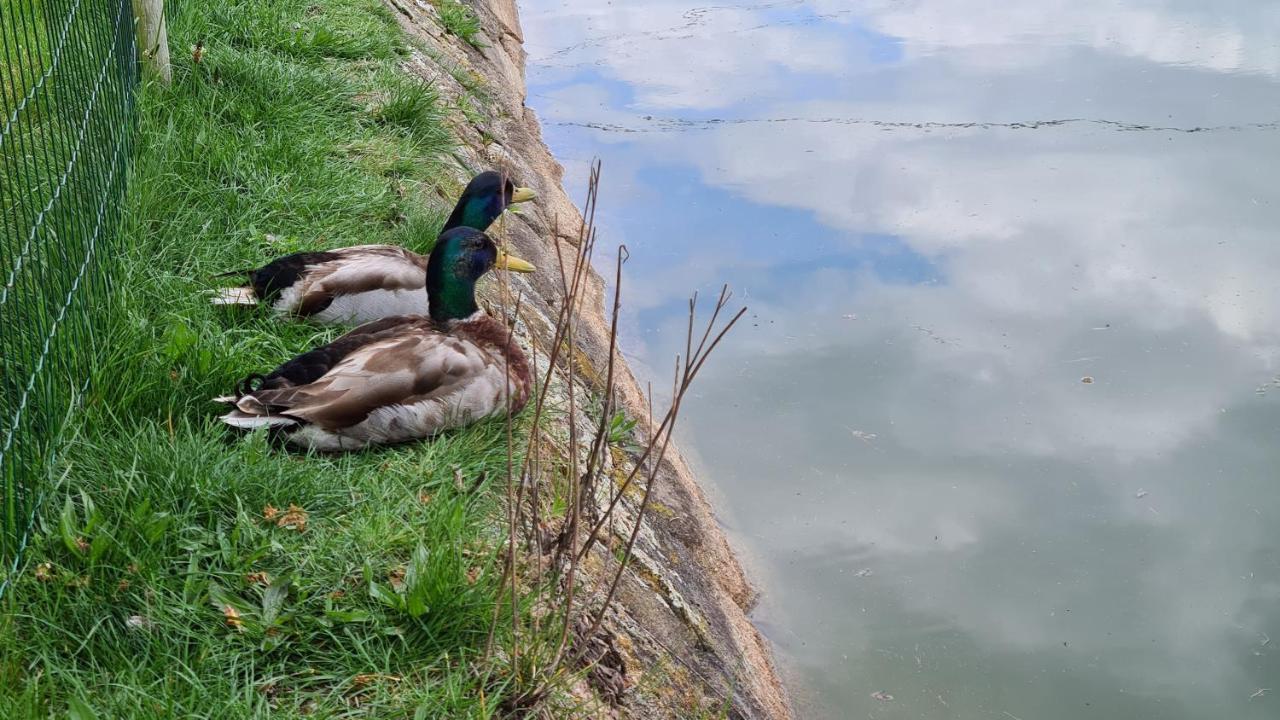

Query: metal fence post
[131,0,170,83]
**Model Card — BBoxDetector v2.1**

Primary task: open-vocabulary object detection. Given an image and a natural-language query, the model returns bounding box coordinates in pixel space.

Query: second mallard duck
[217,227,533,452]
[212,171,536,324]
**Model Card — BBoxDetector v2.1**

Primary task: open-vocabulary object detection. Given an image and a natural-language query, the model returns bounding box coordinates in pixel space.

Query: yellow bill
[510,186,537,203]
[497,249,536,273]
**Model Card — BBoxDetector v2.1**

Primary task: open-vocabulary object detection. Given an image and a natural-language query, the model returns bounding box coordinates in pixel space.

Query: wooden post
[131,0,171,84]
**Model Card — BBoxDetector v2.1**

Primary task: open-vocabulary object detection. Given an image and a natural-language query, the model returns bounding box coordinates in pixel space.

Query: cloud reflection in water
[523,1,1280,716]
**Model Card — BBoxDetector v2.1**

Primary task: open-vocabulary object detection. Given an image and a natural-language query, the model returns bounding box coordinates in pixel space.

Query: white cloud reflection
[523,0,1280,717]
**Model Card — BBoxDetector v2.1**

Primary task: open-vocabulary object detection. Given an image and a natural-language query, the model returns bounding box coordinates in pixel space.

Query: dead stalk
[482,160,744,703]
[570,291,744,665]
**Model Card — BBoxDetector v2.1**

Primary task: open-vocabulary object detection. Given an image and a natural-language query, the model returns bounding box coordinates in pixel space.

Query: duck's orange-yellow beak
[496,249,536,273]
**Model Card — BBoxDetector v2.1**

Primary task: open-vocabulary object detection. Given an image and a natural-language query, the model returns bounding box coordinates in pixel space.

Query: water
[519,2,1280,717]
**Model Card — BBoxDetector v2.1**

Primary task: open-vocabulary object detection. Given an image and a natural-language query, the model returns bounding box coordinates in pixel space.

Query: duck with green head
[217,227,534,451]
[212,171,537,324]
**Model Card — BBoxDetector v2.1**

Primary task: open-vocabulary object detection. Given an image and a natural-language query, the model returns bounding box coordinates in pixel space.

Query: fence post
[131,0,171,84]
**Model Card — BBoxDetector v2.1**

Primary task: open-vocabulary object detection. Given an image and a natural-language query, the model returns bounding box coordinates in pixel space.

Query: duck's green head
[443,171,537,232]
[426,227,536,321]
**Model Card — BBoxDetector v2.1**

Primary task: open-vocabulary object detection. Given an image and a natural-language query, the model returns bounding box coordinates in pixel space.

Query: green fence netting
[0,0,141,594]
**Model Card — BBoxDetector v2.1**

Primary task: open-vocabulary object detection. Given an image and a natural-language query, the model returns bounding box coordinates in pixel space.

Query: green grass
[431,0,483,48]
[0,0,557,716]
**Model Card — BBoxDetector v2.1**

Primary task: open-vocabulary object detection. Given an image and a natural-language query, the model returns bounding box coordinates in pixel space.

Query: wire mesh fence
[0,0,141,591]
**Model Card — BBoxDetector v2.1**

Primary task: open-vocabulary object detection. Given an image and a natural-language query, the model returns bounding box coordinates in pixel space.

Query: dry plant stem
[570,289,746,667]
[475,159,746,700]
[548,167,607,664]
[513,165,599,513]
[505,289,525,674]
[577,287,743,562]
[578,244,628,516]
[485,161,600,668]
[483,238,524,665]
[558,240,583,666]
[527,334,544,638]
[551,243,626,667]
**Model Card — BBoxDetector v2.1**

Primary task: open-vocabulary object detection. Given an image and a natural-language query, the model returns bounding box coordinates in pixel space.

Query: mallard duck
[217,227,533,452]
[212,171,536,324]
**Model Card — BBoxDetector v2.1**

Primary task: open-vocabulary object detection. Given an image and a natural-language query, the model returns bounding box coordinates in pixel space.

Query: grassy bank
[0,1,545,716]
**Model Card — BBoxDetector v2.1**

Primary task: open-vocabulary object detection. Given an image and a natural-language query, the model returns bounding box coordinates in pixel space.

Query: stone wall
[383,1,791,716]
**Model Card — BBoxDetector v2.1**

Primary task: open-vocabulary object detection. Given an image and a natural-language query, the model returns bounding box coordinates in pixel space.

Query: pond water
[520,2,1280,717]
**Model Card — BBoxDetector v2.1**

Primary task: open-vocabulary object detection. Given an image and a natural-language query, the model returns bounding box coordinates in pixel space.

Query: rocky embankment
[383,1,791,717]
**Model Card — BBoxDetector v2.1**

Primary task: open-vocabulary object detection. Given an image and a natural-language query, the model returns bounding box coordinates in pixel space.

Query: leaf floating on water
[871,691,894,702]
[1081,376,1095,384]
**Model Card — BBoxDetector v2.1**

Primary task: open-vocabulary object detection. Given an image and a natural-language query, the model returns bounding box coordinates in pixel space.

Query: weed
[431,0,483,47]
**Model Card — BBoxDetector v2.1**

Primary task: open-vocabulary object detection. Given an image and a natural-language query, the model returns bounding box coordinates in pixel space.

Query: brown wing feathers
[247,330,480,429]
[295,247,427,317]
[242,316,425,394]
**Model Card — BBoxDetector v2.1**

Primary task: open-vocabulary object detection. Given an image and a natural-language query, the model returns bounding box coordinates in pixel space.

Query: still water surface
[520,1,1280,717]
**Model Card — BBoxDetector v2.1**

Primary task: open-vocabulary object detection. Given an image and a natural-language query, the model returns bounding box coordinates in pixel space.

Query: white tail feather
[219,410,298,429]
[211,395,238,404]
[211,287,258,306]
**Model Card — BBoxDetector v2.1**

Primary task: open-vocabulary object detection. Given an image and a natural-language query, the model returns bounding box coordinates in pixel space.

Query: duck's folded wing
[296,246,427,316]
[257,315,423,390]
[244,332,490,429]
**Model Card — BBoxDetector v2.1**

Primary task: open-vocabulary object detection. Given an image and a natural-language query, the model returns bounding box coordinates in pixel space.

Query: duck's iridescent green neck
[426,241,480,322]
[443,194,501,232]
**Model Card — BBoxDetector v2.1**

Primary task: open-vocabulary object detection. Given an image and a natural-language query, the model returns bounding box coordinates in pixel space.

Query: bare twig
[570,287,745,666]
[479,160,744,708]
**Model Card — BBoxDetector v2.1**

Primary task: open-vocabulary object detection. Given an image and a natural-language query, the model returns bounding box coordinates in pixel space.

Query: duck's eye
[470,247,496,274]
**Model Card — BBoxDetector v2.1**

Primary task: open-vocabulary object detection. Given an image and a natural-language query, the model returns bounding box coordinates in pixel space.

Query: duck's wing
[239,328,495,430]
[255,315,424,391]
[293,246,428,317]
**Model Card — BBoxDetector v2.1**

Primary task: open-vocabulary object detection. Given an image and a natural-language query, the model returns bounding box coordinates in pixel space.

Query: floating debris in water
[849,429,878,444]
[854,568,873,578]
[1081,376,1094,384]
[1134,489,1149,499]
[1251,688,1269,700]
[871,691,894,702]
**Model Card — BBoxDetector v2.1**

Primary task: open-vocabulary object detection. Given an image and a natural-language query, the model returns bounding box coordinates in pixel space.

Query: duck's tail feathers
[219,410,298,430]
[211,287,258,306]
